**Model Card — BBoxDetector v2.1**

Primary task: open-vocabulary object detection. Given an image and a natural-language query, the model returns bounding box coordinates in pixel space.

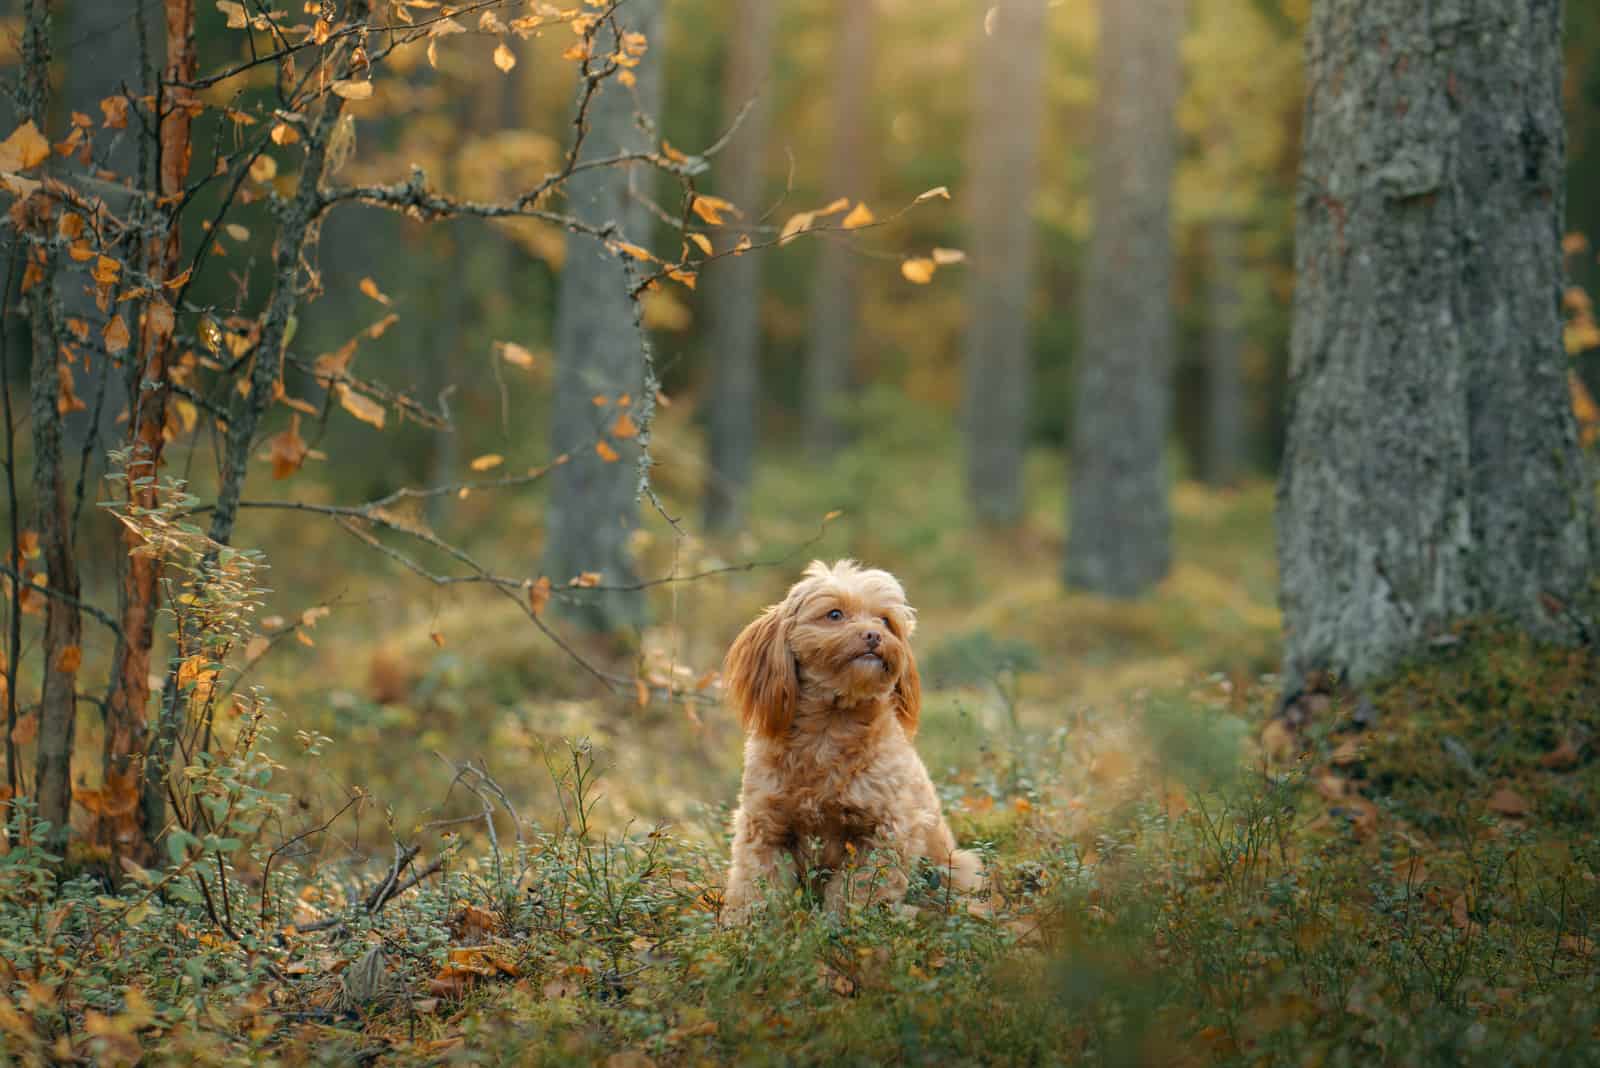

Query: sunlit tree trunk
[99,0,191,862]
[1278,0,1596,687]
[1204,219,1246,486]
[703,0,777,534]
[803,0,875,457]
[542,4,664,629]
[963,0,1048,525]
[1065,0,1186,596]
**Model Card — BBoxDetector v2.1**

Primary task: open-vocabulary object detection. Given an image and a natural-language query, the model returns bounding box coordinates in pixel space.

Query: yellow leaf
[613,241,654,262]
[429,16,467,36]
[610,412,639,439]
[914,186,951,203]
[249,154,277,183]
[900,257,937,284]
[270,122,300,145]
[595,440,620,462]
[493,41,517,72]
[224,223,250,241]
[359,276,391,305]
[621,31,648,56]
[617,70,636,88]
[337,385,386,429]
[841,202,875,229]
[661,140,688,164]
[496,341,536,368]
[561,40,589,61]
[822,509,843,522]
[931,247,967,265]
[569,571,602,588]
[667,267,697,290]
[815,197,851,217]
[690,195,738,226]
[778,211,814,244]
[367,313,399,338]
[688,233,713,256]
[0,120,51,171]
[216,0,248,29]
[470,453,504,471]
[103,315,131,355]
[331,80,373,100]
[93,255,121,286]
[732,234,753,255]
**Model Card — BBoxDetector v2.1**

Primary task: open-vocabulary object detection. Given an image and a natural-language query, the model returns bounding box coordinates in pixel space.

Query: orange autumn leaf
[269,414,309,479]
[610,412,639,439]
[55,645,82,673]
[690,194,738,226]
[337,385,386,429]
[469,453,504,472]
[528,576,552,616]
[0,120,51,171]
[900,257,937,284]
[359,277,391,305]
[595,440,620,462]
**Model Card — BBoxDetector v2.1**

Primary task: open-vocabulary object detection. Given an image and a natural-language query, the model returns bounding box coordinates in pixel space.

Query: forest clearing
[1,0,1599,1064]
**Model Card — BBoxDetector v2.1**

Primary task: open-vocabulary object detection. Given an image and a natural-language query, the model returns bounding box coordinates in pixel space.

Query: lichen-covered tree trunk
[542,4,663,629]
[1278,0,1597,687]
[1204,219,1247,486]
[20,0,81,846]
[1065,0,1186,596]
[702,0,777,534]
[963,0,1047,525]
[803,0,875,458]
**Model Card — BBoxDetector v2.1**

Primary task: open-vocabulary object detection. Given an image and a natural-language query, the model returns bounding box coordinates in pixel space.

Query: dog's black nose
[864,630,881,648]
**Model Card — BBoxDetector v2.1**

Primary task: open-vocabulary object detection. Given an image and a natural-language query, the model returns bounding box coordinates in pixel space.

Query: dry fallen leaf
[1486,787,1530,817]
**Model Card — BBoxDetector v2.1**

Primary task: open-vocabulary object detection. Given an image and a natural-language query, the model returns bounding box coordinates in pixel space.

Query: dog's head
[724,559,920,740]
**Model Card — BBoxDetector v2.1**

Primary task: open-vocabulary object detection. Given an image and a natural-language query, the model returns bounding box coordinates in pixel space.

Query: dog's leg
[823,825,913,912]
[723,803,792,922]
[923,815,987,894]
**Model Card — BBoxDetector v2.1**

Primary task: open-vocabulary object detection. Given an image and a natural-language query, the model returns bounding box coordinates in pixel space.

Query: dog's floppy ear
[893,644,921,737]
[724,605,797,738]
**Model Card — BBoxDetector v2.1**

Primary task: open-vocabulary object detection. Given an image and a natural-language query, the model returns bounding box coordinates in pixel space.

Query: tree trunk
[1278,0,1597,687]
[21,0,81,845]
[963,0,1048,526]
[803,0,875,458]
[702,0,777,534]
[98,0,192,863]
[1065,0,1186,596]
[1204,220,1247,486]
[541,4,664,630]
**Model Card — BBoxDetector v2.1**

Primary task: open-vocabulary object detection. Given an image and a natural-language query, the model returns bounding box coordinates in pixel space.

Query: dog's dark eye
[827,609,844,622]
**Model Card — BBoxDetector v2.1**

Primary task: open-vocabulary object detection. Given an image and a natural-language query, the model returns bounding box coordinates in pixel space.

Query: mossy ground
[3,435,1597,1065]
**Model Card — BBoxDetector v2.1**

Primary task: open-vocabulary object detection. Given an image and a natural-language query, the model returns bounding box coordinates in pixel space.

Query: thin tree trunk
[1065,0,1186,596]
[1204,219,1246,486]
[803,0,875,458]
[541,3,663,630]
[964,0,1048,525]
[144,1,372,839]
[21,0,82,844]
[1278,0,1596,686]
[702,0,777,534]
[98,0,191,862]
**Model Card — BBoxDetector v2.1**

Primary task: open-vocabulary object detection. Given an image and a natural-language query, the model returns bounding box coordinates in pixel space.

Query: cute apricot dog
[721,560,983,919]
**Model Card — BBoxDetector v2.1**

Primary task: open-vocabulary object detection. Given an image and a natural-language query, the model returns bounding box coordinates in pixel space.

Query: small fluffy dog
[722,560,983,918]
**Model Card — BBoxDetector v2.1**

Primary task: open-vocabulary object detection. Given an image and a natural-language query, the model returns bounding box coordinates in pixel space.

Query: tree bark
[1204,219,1247,486]
[803,0,875,458]
[21,0,82,845]
[963,0,1048,525]
[702,0,777,534]
[1065,0,1186,596]
[541,4,664,630]
[1278,0,1597,686]
[98,0,192,862]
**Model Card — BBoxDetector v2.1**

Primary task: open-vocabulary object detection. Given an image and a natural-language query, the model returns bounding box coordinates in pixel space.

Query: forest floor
[3,437,1599,1065]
